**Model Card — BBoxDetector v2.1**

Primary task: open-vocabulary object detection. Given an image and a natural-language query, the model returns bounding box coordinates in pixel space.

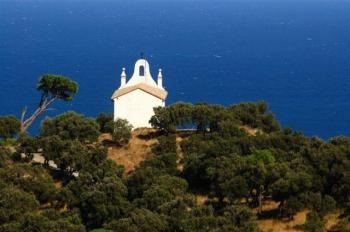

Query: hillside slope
[102,128,158,174]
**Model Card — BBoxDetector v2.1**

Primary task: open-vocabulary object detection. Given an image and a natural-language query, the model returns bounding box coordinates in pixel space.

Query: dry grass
[196,195,209,206]
[102,128,159,175]
[176,136,184,172]
[102,126,256,176]
[240,125,260,136]
[258,211,308,232]
[324,211,341,231]
[256,201,307,232]
[252,200,280,214]
[54,180,63,189]
[256,201,341,232]
[103,128,192,175]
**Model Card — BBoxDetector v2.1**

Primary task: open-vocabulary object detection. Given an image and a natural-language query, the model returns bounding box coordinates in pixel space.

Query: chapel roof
[111,83,168,100]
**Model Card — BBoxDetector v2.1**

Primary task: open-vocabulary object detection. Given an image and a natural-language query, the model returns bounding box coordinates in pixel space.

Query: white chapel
[111,58,168,128]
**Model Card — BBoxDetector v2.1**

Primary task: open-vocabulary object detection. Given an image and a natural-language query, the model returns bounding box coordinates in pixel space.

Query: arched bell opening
[139,65,145,76]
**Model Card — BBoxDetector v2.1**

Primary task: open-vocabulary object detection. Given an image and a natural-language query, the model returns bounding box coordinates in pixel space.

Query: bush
[111,119,132,145]
[0,164,57,204]
[16,133,39,162]
[106,208,168,232]
[302,211,324,232]
[96,113,114,133]
[0,186,39,223]
[0,147,11,168]
[0,115,21,140]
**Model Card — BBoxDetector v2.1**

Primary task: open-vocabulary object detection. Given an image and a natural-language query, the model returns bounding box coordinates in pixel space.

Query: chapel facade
[111,59,168,128]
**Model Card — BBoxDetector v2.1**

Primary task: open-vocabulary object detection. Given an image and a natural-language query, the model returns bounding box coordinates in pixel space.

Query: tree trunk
[20,97,57,133]
[258,191,262,214]
[279,201,284,218]
[258,185,264,215]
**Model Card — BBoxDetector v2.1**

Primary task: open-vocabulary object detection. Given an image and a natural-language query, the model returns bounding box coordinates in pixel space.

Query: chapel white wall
[114,89,165,128]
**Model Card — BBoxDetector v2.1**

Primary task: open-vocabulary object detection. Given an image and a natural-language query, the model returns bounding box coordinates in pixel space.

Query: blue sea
[1,0,350,139]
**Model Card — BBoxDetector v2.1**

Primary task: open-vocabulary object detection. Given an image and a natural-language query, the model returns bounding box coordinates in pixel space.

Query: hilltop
[103,128,158,174]
[1,101,350,232]
[103,127,341,232]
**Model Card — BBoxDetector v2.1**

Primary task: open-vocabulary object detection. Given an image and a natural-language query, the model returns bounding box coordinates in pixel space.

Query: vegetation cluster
[1,75,350,231]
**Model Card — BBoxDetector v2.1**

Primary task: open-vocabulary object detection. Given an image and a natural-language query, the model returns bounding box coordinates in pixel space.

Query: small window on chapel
[139,65,145,76]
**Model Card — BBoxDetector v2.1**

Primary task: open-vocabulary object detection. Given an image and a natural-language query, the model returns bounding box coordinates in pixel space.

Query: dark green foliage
[21,74,79,132]
[96,113,114,133]
[178,205,221,232]
[41,111,100,142]
[90,229,111,232]
[206,155,248,201]
[18,209,85,232]
[228,101,280,132]
[270,171,312,217]
[245,149,275,165]
[142,152,177,176]
[0,186,39,225]
[0,164,57,204]
[152,135,177,155]
[285,196,304,219]
[3,100,350,231]
[41,137,92,176]
[150,102,194,133]
[161,204,261,232]
[0,146,11,167]
[217,120,245,137]
[150,101,280,134]
[150,106,176,133]
[127,134,179,202]
[221,205,261,231]
[41,137,108,178]
[68,159,130,228]
[16,132,39,161]
[0,115,21,140]
[37,74,78,101]
[107,208,168,232]
[40,135,66,165]
[111,118,132,145]
[148,101,350,226]
[334,217,350,232]
[133,175,188,211]
[307,192,336,217]
[302,211,324,232]
[192,103,212,132]
[54,140,90,175]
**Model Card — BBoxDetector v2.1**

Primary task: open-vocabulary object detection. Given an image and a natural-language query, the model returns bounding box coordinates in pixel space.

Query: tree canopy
[21,74,78,132]
[2,100,350,231]
[150,101,280,134]
[37,74,78,101]
[40,111,100,142]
